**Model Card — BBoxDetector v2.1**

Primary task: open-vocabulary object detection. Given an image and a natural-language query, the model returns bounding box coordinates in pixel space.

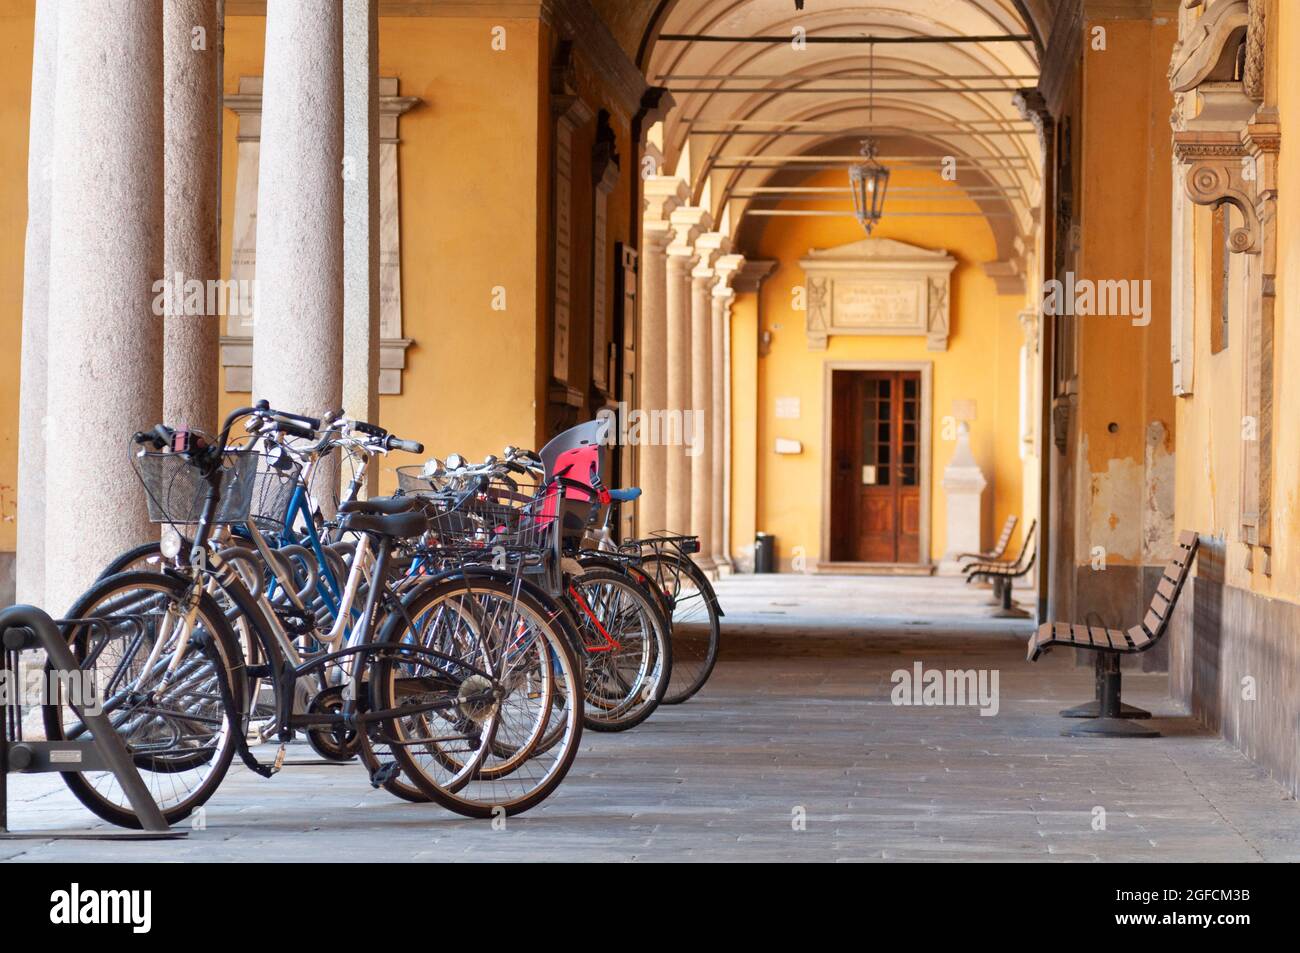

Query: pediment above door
[799,238,957,351]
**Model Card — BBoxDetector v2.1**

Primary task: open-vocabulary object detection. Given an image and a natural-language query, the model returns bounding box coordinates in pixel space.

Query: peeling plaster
[1087,455,1143,562]
[1143,420,1176,562]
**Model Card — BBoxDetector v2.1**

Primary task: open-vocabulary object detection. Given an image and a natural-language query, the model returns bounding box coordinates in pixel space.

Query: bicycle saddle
[339,509,429,539]
[338,495,421,516]
[607,487,642,502]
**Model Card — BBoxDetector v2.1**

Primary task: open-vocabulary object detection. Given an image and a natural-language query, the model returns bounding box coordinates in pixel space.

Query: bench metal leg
[990,576,1030,618]
[1060,653,1152,718]
[1063,653,1159,738]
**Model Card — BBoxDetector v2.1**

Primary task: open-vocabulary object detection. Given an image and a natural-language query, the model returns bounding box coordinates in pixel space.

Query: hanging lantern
[849,138,889,234]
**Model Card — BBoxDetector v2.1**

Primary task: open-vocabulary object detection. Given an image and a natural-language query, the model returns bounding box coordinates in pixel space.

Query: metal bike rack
[1,603,184,840]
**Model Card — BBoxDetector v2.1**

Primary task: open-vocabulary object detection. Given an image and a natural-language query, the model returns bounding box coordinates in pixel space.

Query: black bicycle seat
[338,495,421,516]
[339,510,429,539]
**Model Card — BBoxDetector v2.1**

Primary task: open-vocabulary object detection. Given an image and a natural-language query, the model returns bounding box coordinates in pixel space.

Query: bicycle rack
[1,604,185,840]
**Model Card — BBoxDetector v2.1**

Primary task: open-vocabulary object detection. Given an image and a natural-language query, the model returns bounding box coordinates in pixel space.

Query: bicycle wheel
[43,570,246,829]
[638,551,722,704]
[368,574,583,817]
[96,540,169,578]
[568,566,671,732]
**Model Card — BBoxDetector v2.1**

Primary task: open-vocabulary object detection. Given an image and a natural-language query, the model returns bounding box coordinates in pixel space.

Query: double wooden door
[830,370,922,563]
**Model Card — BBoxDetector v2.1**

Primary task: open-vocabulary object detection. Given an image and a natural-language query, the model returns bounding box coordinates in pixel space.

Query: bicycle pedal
[270,743,287,775]
[369,761,400,788]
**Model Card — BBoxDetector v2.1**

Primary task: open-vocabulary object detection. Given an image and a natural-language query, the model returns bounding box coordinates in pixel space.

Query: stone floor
[4,574,1298,862]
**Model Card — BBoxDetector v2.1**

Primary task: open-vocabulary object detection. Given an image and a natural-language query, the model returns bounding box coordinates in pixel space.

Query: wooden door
[830,370,923,563]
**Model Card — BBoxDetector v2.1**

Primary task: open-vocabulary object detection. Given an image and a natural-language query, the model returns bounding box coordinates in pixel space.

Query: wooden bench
[964,520,1036,618]
[956,514,1018,568]
[1026,530,1199,738]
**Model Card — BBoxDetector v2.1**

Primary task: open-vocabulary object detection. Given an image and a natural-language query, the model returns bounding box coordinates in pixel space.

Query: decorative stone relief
[798,238,957,351]
[1169,0,1278,561]
[590,112,620,400]
[223,76,418,393]
[549,43,594,404]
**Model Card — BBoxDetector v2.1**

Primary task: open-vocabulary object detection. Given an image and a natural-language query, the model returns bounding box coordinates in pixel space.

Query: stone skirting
[1169,548,1300,798]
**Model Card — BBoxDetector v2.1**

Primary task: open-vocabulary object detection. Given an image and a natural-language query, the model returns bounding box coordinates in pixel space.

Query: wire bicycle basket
[134,447,301,530]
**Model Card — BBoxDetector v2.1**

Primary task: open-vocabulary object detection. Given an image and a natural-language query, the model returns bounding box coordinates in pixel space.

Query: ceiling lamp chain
[850,40,890,233]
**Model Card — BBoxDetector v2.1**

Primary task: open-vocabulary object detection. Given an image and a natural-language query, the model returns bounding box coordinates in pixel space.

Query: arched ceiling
[620,0,1045,269]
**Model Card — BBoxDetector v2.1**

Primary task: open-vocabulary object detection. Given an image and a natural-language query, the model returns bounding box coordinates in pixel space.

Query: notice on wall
[775,397,801,419]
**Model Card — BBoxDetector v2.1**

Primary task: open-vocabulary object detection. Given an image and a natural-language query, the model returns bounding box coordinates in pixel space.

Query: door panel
[829,369,924,563]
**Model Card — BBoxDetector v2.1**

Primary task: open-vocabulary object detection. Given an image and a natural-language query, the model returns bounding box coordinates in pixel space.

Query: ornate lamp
[849,138,889,234]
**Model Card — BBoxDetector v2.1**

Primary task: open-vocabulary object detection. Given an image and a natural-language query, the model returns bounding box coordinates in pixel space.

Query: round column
[709,288,731,569]
[17,0,59,607]
[252,0,344,420]
[689,269,715,566]
[45,0,165,613]
[664,208,704,536]
[636,228,671,534]
[163,0,223,431]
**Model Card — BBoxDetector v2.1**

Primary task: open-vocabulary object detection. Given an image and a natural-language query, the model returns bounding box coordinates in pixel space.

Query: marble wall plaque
[799,237,957,351]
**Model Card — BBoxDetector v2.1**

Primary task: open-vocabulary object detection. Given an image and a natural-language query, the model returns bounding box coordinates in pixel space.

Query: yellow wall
[1074,16,1177,569]
[0,0,35,551]
[218,15,549,494]
[1175,0,1300,604]
[737,166,1026,568]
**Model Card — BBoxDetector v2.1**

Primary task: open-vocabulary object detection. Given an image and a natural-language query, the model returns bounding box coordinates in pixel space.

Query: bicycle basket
[135,449,258,526]
[396,465,438,497]
[135,448,301,529]
[425,476,554,551]
[247,451,302,531]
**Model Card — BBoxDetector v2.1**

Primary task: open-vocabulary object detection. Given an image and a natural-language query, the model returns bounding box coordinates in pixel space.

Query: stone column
[253,1,343,442]
[162,0,223,431]
[664,206,708,535]
[637,176,686,534]
[343,0,380,494]
[45,0,164,614]
[689,232,728,568]
[711,253,743,572]
[16,0,59,607]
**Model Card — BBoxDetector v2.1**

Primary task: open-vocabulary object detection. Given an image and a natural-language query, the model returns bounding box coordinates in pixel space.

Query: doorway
[826,365,931,567]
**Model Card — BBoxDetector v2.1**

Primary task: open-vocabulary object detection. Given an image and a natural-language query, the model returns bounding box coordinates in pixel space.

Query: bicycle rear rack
[1,604,184,840]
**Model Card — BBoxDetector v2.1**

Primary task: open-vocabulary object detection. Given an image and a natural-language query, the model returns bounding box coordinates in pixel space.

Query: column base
[1062,717,1160,738]
[1060,699,1151,719]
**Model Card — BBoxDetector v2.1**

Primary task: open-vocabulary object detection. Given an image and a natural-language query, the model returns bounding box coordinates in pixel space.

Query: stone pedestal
[939,421,987,575]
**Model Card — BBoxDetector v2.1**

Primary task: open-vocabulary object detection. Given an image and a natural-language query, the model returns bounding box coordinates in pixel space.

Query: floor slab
[4,574,1297,862]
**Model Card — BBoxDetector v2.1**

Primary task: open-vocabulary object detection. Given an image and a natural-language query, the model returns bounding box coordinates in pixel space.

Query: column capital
[643,175,688,238]
[668,205,710,258]
[713,253,745,299]
[691,230,730,279]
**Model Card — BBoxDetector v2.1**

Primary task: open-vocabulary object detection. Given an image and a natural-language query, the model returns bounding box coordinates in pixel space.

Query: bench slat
[1150,591,1171,620]
[1143,609,1164,636]
[1127,625,1152,650]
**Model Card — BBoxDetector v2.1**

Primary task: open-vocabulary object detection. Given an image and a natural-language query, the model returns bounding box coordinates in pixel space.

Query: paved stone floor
[4,575,1298,862]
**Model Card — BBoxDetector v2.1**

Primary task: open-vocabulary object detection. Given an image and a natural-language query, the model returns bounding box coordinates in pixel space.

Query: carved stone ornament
[1168,0,1279,560]
[798,238,957,351]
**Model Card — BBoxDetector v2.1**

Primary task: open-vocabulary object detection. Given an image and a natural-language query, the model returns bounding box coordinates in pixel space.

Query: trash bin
[754,533,775,573]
